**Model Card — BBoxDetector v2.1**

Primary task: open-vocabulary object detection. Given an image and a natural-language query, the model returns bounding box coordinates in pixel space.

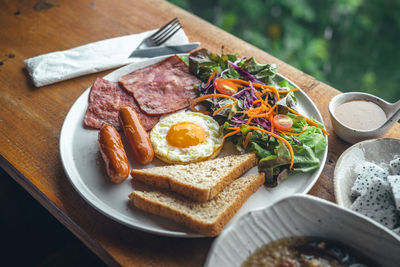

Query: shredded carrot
[278,88,300,94]
[270,112,274,133]
[190,93,237,113]
[223,78,254,86]
[261,88,299,95]
[213,102,237,116]
[223,78,267,89]
[287,107,329,135]
[223,128,240,139]
[243,131,253,149]
[266,104,277,115]
[223,78,280,100]
[279,131,300,136]
[238,100,277,126]
[279,125,308,136]
[254,90,263,99]
[249,113,268,118]
[222,78,296,92]
[205,69,217,87]
[261,88,274,94]
[269,86,280,101]
[245,116,254,125]
[247,126,295,169]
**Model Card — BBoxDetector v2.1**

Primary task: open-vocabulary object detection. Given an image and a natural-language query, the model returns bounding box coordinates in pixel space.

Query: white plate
[334,138,400,208]
[204,194,400,267]
[60,55,328,237]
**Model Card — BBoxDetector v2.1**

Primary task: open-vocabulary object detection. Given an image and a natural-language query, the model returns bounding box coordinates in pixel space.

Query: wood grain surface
[0,0,399,266]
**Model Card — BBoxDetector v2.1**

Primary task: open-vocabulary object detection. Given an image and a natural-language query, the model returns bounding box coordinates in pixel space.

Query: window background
[169,0,400,103]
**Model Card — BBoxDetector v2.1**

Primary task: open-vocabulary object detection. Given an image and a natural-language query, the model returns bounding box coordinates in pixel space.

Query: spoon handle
[394,99,400,110]
[387,99,400,123]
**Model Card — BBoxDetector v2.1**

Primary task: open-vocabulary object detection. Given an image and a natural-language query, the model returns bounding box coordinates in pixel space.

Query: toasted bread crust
[208,154,258,200]
[129,173,265,236]
[131,153,258,202]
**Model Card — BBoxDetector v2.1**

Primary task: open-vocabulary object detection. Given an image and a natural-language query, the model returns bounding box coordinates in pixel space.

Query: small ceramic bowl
[204,194,400,267]
[328,92,400,144]
[334,138,400,208]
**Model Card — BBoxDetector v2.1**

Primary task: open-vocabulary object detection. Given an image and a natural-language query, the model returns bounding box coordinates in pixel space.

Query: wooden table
[1,0,399,266]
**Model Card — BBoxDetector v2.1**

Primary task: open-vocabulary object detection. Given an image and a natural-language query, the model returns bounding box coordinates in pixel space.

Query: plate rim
[59,56,328,238]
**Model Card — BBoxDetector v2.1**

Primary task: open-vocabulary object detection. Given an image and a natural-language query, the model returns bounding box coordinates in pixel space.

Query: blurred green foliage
[168,0,400,102]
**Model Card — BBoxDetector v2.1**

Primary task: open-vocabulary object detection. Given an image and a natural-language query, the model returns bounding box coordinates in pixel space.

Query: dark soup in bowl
[242,237,378,267]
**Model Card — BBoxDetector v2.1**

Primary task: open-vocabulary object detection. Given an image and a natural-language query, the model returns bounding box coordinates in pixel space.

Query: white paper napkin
[24,29,189,87]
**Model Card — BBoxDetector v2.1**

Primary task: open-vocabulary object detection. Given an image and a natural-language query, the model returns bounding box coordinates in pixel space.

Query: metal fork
[137,17,182,49]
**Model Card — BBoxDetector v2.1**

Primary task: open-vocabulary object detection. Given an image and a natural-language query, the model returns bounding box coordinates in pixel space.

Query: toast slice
[129,173,265,236]
[130,153,258,202]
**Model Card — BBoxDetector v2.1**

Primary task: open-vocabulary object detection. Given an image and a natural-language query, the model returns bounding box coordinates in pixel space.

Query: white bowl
[334,138,400,208]
[204,194,400,267]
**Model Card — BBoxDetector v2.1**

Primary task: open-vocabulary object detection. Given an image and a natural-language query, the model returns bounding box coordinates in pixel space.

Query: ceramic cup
[328,92,400,144]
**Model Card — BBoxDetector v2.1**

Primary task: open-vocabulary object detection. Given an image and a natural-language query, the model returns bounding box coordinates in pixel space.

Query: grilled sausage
[98,124,129,183]
[119,106,154,165]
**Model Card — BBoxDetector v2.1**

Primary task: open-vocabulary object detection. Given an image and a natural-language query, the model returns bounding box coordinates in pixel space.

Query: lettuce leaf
[251,142,274,158]
[277,79,294,89]
[254,64,278,85]
[188,48,239,81]
[258,139,322,186]
[178,55,189,66]
[296,124,327,156]
[189,48,278,85]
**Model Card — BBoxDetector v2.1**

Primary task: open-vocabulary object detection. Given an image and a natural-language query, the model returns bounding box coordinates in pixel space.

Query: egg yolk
[166,122,206,148]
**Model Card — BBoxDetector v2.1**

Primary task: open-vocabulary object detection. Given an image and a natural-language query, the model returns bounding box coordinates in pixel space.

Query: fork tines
[149,17,182,46]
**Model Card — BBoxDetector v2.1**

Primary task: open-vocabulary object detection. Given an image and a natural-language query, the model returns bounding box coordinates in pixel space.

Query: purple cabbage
[255,117,271,131]
[232,88,250,98]
[243,97,249,110]
[202,72,221,94]
[244,91,253,108]
[231,116,248,125]
[248,81,258,101]
[292,137,302,146]
[220,68,229,77]
[232,56,246,65]
[228,60,264,84]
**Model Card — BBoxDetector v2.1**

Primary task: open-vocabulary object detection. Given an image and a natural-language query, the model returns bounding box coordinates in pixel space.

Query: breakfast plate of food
[60,49,328,237]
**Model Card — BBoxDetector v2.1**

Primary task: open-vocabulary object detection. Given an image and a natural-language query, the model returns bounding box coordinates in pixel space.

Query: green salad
[186,48,328,187]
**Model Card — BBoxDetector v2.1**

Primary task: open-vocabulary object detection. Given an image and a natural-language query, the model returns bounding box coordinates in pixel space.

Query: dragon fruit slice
[350,177,399,230]
[389,156,400,175]
[387,175,400,210]
[351,162,389,199]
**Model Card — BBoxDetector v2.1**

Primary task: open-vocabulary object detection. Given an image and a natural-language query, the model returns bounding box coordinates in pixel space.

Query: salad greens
[188,48,327,187]
[189,48,277,85]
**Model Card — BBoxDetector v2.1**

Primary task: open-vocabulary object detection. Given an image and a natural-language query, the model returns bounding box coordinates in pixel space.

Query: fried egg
[150,112,224,164]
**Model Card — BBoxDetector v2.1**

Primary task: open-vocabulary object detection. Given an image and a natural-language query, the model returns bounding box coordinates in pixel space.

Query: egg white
[150,112,224,164]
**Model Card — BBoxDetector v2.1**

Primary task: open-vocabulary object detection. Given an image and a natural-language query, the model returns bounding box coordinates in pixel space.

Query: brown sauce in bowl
[242,237,377,267]
[334,100,386,130]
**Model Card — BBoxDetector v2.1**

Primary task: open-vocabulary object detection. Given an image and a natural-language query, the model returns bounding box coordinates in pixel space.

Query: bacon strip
[83,77,159,131]
[119,56,200,116]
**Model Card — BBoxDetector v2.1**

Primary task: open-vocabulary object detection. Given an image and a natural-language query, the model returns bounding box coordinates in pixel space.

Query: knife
[128,42,200,58]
